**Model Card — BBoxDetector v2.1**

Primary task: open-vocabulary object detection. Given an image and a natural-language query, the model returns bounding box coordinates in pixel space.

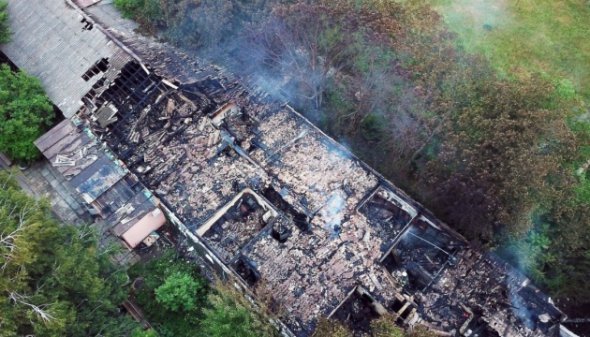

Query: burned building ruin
[1,1,573,337]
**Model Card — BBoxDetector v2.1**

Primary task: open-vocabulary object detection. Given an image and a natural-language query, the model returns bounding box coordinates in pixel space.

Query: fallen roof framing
[76,62,566,336]
[12,1,570,335]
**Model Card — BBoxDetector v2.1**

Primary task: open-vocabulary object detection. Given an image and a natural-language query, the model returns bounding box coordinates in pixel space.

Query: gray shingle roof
[0,0,128,117]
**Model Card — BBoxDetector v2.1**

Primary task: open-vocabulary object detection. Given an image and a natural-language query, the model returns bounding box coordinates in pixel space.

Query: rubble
[9,1,568,335]
[34,119,164,249]
[0,1,552,331]
[74,58,565,336]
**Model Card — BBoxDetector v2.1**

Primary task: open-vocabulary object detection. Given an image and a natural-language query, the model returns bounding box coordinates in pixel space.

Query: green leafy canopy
[155,272,203,312]
[0,64,54,162]
[0,171,139,337]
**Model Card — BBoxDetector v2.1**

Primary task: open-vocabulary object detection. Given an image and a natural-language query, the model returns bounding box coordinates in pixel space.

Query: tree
[0,170,138,337]
[128,251,208,337]
[155,272,203,312]
[422,76,575,243]
[200,283,278,337]
[0,64,54,162]
[0,0,9,43]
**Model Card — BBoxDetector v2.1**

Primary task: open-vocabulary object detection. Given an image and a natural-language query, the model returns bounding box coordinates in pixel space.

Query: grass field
[427,0,590,101]
[425,0,590,205]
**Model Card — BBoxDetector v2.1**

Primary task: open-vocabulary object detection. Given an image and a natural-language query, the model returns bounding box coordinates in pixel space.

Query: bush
[128,252,275,337]
[311,318,352,337]
[131,328,159,337]
[129,251,207,337]
[0,64,54,162]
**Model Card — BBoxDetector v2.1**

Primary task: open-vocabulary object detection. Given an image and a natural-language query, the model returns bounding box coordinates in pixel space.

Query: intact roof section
[35,120,100,179]
[35,120,75,152]
[0,0,132,117]
[120,208,166,248]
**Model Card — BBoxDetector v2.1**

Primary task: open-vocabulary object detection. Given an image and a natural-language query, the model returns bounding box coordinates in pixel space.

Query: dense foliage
[131,328,159,337]
[0,0,9,43]
[116,0,590,308]
[129,250,207,337]
[370,315,405,337]
[155,271,203,312]
[129,250,277,337]
[113,0,165,32]
[0,170,138,337]
[0,64,54,162]
[312,318,353,337]
[200,284,278,337]
[311,316,436,337]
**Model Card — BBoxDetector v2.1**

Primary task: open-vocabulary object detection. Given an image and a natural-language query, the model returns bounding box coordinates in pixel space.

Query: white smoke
[319,190,347,238]
[440,0,512,35]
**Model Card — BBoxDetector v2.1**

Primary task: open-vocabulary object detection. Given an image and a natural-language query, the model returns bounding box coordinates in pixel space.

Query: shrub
[131,328,159,337]
[360,113,387,142]
[311,318,352,337]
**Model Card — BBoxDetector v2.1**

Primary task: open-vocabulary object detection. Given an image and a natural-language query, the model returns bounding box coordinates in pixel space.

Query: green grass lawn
[424,0,590,204]
[426,0,590,100]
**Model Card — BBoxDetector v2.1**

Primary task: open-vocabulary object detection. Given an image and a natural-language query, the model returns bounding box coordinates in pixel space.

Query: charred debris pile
[76,59,565,337]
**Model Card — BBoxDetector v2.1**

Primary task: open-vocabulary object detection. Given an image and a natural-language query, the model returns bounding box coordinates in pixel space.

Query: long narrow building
[1,1,572,336]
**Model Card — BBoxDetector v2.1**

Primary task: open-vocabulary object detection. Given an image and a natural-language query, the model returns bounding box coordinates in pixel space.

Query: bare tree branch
[9,292,55,323]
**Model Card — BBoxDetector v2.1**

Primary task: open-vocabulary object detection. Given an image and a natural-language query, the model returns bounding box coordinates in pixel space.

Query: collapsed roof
[3,0,567,336]
[34,119,164,249]
[76,58,565,336]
